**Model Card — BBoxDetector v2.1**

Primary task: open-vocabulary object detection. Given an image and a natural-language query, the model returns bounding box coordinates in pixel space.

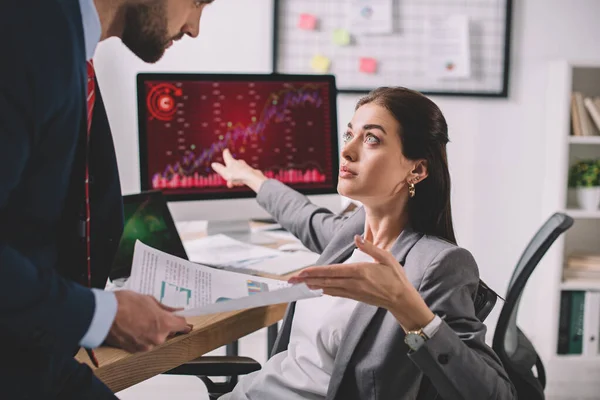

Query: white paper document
[424,15,472,79]
[347,0,394,35]
[175,220,208,236]
[184,234,320,275]
[124,241,322,317]
[184,234,282,268]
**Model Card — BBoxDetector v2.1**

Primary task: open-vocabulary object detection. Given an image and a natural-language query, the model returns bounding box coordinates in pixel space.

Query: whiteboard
[272,0,513,97]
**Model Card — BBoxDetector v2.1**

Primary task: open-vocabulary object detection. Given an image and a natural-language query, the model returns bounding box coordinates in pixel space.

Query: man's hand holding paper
[105,291,192,353]
[120,241,322,318]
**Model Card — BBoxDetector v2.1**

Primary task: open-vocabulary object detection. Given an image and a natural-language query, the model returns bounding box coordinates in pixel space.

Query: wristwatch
[404,315,442,351]
[404,328,429,352]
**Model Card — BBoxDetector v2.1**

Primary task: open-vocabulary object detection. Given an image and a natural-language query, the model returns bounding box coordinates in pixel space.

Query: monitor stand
[206,220,279,245]
[250,217,277,224]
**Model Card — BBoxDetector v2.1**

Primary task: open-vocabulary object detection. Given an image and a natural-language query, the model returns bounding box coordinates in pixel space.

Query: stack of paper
[183,234,320,276]
[123,241,322,317]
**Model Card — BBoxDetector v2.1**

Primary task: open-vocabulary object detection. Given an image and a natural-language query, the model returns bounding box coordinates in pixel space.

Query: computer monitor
[110,191,188,281]
[136,73,341,223]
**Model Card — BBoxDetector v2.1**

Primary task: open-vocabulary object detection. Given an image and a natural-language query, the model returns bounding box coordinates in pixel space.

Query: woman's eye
[342,132,353,143]
[365,134,380,144]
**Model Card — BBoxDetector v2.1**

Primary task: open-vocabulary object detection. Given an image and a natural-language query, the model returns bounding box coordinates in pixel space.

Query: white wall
[94,0,600,344]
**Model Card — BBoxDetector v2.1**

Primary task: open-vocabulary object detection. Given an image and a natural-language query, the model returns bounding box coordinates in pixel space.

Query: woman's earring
[409,181,416,198]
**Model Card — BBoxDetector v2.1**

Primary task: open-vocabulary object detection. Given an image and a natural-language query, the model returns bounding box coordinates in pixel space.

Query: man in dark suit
[0,0,214,398]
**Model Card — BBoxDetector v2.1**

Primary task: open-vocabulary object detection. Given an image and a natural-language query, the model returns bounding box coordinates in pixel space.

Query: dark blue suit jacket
[1,0,123,397]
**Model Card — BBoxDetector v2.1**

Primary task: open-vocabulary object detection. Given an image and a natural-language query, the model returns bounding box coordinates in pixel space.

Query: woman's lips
[339,165,357,178]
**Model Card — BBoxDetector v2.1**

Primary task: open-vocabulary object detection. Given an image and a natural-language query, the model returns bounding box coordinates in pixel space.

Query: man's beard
[121,0,170,64]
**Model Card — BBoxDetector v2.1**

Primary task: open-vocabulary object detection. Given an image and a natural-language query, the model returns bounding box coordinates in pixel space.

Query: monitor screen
[137,73,339,201]
[110,191,188,280]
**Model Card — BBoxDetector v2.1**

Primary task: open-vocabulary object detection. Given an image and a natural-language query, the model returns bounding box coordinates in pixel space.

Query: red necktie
[84,60,100,368]
[85,60,96,288]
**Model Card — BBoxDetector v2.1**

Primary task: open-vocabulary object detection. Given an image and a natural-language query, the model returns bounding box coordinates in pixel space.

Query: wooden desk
[76,303,286,393]
[76,224,296,392]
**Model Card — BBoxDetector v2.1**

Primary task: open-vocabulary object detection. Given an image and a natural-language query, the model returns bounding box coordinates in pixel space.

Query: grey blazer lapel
[271,240,358,356]
[317,240,357,266]
[326,303,379,400]
[326,228,423,400]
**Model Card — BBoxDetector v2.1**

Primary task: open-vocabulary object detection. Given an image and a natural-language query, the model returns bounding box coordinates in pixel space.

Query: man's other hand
[105,290,192,353]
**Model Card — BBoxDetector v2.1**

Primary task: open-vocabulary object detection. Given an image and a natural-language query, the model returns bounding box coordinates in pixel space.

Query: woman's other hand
[211,149,267,193]
[288,235,435,332]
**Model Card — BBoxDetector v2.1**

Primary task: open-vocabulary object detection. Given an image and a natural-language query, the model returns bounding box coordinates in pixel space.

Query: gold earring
[409,182,416,198]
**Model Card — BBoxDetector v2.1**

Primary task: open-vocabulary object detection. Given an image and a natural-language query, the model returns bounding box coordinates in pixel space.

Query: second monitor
[137,73,340,204]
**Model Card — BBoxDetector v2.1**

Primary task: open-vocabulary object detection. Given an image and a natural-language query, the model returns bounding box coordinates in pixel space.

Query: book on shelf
[564,269,600,280]
[567,253,600,268]
[564,253,600,280]
[583,292,600,356]
[584,97,600,133]
[557,290,599,356]
[572,93,584,136]
[571,92,600,136]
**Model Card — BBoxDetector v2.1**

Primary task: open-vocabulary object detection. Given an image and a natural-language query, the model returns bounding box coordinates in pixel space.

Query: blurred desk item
[184,234,320,276]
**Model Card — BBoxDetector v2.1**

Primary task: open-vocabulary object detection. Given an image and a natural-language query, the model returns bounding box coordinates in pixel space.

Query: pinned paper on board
[310,54,331,73]
[332,28,351,46]
[347,0,394,35]
[298,13,318,31]
[424,15,472,79]
[359,57,378,74]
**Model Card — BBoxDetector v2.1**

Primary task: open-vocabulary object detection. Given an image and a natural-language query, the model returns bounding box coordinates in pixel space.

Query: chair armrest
[535,355,546,389]
[475,280,498,322]
[164,356,261,377]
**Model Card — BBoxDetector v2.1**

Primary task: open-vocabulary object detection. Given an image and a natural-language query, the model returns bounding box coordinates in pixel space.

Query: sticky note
[332,29,351,46]
[359,57,378,74]
[311,55,331,73]
[298,13,318,31]
[348,0,393,35]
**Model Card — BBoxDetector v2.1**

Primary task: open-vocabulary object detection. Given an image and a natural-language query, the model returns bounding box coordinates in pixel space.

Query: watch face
[405,333,426,350]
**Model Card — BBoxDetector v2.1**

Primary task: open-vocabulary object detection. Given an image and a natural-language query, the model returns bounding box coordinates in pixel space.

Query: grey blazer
[237,180,516,400]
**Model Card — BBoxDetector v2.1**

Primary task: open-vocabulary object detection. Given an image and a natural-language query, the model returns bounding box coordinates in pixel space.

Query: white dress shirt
[79,0,101,61]
[224,249,366,398]
[76,0,118,349]
[223,247,444,399]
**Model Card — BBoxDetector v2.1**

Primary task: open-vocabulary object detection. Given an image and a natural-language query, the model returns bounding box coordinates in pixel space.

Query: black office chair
[165,279,499,400]
[492,212,574,400]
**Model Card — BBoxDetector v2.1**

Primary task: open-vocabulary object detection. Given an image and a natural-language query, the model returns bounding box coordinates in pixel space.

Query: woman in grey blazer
[211,87,516,400]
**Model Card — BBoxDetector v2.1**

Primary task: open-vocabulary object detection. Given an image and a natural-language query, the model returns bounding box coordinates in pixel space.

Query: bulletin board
[272,0,513,98]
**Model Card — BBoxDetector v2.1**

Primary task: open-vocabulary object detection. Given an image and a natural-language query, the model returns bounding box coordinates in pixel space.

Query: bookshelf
[565,209,600,219]
[540,60,600,397]
[569,136,600,145]
[561,279,600,292]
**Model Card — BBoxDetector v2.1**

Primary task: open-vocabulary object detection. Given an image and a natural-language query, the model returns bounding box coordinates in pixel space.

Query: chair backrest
[492,212,574,399]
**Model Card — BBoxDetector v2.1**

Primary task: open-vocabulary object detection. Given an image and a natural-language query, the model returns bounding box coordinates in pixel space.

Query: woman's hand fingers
[288,240,429,321]
[291,276,383,307]
[211,162,228,178]
[354,235,399,267]
[290,264,363,280]
[295,277,356,290]
[211,150,253,186]
[289,265,369,293]
[222,148,235,165]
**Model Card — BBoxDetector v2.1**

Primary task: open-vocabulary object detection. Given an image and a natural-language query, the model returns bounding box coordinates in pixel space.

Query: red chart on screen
[144,80,335,194]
